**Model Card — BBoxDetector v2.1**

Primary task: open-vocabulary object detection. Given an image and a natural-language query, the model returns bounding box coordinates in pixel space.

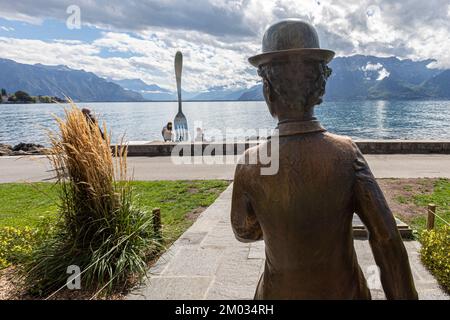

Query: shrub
[0,220,52,269]
[0,227,35,269]
[420,225,450,293]
[23,103,160,297]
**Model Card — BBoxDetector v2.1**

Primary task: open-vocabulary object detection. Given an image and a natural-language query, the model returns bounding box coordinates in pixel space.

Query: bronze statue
[231,19,418,300]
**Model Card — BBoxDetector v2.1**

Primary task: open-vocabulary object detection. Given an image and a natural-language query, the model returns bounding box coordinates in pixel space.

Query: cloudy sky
[0,0,449,91]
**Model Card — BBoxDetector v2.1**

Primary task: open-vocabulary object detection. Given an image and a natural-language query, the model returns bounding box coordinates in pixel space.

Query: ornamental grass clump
[24,103,159,297]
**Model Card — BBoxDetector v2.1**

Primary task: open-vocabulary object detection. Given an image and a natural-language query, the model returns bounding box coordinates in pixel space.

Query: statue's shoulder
[245,142,263,158]
[234,143,267,175]
[237,143,262,166]
[322,132,357,154]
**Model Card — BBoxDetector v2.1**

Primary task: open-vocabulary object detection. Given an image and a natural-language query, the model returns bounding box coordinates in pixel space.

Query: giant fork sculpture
[174,51,188,141]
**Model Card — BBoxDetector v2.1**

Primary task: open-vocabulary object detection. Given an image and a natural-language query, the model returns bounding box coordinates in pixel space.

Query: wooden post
[427,204,436,230]
[152,208,162,239]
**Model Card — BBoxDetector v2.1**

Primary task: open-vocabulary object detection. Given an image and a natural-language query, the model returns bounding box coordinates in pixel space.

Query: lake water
[1,100,449,146]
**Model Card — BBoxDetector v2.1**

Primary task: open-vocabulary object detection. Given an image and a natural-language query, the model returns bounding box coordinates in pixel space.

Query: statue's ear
[263,78,273,103]
[263,78,277,117]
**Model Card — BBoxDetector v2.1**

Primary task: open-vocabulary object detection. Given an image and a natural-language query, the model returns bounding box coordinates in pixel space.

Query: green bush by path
[0,220,53,269]
[420,226,450,293]
[0,226,36,269]
[412,179,450,294]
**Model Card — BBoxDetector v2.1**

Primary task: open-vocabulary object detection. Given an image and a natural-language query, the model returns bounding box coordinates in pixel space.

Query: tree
[14,90,33,102]
[1,88,6,96]
[40,96,52,103]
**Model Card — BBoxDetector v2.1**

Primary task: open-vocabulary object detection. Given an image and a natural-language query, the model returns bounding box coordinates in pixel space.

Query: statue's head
[249,20,334,120]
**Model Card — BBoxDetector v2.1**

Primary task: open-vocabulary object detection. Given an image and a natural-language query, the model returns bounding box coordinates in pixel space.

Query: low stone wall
[118,140,450,157]
[122,141,259,157]
[2,140,447,157]
[356,140,450,154]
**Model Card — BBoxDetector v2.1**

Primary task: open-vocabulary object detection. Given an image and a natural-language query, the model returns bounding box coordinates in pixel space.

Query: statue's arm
[230,164,263,243]
[352,143,418,300]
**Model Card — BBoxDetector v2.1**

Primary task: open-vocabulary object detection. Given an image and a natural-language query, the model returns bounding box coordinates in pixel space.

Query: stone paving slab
[127,184,449,300]
[353,213,412,239]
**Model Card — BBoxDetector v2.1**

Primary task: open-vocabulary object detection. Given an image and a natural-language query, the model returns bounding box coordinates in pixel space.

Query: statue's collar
[275,119,326,137]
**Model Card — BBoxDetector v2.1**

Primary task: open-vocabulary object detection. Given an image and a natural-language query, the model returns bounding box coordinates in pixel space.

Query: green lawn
[0,180,230,244]
[410,179,449,231]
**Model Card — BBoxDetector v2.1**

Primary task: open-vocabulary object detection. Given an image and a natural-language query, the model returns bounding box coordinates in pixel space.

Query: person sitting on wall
[82,108,104,139]
[162,122,173,142]
[195,127,204,142]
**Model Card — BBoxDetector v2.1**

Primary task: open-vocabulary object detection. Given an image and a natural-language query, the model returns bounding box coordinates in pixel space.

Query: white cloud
[0,0,449,90]
[0,29,258,91]
[0,0,258,36]
[0,26,14,31]
[93,30,258,91]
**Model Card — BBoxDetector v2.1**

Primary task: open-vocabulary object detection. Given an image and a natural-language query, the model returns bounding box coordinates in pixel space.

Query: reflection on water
[0,100,449,145]
[374,100,387,137]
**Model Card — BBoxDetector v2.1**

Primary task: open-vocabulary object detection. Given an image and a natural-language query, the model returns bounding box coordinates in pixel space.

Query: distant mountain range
[110,78,174,101]
[326,55,448,100]
[109,79,248,101]
[0,55,449,102]
[0,58,144,102]
[235,55,450,101]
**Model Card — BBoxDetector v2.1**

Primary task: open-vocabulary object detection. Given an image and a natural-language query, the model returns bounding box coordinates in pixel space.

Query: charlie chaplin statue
[230,19,418,300]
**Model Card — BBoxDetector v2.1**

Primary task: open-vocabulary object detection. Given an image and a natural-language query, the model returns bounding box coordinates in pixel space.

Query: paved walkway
[127,184,448,300]
[1,154,450,183]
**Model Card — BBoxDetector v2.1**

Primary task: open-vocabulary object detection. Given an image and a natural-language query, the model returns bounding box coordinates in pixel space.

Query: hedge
[420,225,450,293]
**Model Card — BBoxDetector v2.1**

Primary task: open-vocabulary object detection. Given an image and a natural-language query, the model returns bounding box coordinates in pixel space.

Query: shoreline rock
[0,143,48,156]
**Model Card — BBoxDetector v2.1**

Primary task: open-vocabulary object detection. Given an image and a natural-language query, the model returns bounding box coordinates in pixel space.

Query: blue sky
[0,18,101,42]
[0,0,449,91]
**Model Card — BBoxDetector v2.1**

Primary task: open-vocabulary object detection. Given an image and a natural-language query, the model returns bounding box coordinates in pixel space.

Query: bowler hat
[249,19,335,67]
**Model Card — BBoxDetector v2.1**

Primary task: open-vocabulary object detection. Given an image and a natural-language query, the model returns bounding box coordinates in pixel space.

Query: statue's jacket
[230,120,418,300]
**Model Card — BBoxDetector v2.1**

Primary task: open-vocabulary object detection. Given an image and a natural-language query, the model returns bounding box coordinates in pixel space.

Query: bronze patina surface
[231,19,418,300]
